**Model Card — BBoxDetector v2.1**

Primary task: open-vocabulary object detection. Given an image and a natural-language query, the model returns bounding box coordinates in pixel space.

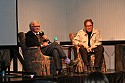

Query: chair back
[18,32,27,55]
[69,32,77,42]
[18,32,53,76]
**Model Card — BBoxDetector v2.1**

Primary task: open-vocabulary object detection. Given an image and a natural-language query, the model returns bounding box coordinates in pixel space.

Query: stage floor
[0,70,125,83]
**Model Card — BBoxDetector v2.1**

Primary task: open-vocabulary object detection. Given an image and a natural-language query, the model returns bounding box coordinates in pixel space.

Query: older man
[25,21,76,75]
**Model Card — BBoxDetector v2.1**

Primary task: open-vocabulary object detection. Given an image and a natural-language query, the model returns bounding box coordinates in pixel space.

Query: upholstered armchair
[69,32,107,73]
[18,32,56,76]
[0,49,10,71]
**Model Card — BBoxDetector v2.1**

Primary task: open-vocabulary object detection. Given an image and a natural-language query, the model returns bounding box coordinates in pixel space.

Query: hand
[42,35,48,39]
[42,42,49,47]
[41,54,45,60]
[87,47,92,52]
[78,42,83,46]
[41,54,49,61]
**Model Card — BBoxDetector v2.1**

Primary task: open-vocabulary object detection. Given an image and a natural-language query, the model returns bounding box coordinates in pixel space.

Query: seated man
[25,21,76,75]
[73,19,104,71]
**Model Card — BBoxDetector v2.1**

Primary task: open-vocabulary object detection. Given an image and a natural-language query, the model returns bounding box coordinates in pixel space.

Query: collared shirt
[32,31,40,35]
[73,28,102,49]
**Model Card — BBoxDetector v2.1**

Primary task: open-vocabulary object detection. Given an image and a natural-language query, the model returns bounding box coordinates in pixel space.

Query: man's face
[85,21,93,32]
[30,22,40,33]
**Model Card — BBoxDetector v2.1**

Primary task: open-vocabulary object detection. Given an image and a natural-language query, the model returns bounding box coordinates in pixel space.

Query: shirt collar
[32,31,40,35]
[83,28,96,36]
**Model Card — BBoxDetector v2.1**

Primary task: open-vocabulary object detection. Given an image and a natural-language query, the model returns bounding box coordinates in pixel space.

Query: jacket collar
[83,28,96,36]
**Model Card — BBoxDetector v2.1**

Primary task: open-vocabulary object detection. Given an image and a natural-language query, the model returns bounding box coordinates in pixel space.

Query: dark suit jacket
[25,31,44,47]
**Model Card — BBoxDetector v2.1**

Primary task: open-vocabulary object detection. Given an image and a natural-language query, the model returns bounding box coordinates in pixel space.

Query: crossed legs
[41,42,68,73]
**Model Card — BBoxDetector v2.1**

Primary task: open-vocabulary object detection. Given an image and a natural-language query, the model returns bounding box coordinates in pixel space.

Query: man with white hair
[25,21,77,75]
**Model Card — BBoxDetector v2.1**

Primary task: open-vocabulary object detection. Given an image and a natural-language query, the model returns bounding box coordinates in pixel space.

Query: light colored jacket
[73,28,102,49]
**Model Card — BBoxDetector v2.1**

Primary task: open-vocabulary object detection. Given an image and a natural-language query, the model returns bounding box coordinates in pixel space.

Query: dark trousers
[41,42,67,70]
[73,46,78,60]
[79,45,104,67]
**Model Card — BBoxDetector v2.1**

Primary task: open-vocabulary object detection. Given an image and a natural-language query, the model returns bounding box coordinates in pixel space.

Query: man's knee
[52,49,58,55]
[53,42,58,45]
[97,45,104,52]
[79,46,86,52]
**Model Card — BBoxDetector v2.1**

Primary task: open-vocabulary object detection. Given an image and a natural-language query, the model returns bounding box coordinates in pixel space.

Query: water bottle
[54,37,60,44]
[1,70,5,77]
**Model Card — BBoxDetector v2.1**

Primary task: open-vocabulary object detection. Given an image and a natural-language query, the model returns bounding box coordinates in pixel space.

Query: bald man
[25,21,77,75]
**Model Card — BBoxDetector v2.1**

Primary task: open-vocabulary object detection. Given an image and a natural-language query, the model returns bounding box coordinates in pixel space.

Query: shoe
[86,66,91,73]
[93,67,101,71]
[68,59,78,66]
[64,58,71,64]
[58,70,68,76]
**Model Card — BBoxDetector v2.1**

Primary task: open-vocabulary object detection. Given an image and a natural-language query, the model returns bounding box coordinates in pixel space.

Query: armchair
[69,32,107,73]
[18,32,56,76]
[0,49,10,72]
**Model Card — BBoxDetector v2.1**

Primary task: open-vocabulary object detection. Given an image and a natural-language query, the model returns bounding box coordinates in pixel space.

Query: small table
[61,45,74,59]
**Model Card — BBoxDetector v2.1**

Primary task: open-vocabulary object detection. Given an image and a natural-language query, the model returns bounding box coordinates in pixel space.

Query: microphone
[40,30,51,44]
[39,30,44,37]
[41,30,44,34]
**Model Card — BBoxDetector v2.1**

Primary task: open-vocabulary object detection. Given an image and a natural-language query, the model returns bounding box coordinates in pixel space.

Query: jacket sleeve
[73,31,89,49]
[91,31,102,49]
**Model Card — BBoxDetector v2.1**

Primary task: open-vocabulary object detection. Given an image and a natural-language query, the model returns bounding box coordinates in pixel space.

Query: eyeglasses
[32,26,40,27]
[85,25,93,27]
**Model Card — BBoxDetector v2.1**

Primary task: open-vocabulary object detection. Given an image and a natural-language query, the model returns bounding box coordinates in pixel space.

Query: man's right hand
[87,47,92,52]
[42,42,49,47]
